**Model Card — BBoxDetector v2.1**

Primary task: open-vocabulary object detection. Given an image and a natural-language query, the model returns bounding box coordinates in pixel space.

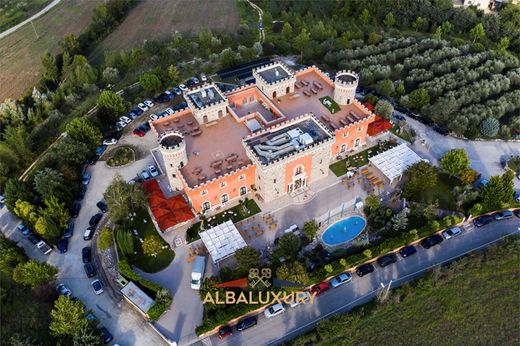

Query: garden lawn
[107,146,135,167]
[319,96,341,114]
[414,173,460,210]
[118,209,175,273]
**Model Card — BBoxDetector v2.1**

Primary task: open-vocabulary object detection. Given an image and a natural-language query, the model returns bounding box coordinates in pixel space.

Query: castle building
[150,63,377,214]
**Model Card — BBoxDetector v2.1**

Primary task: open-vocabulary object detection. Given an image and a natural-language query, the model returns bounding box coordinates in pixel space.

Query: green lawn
[116,209,175,273]
[414,173,460,210]
[287,236,520,346]
[107,146,135,167]
[319,96,340,114]
[187,198,261,242]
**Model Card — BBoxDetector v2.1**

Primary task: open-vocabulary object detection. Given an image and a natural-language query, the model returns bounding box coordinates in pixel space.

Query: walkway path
[0,0,62,40]
[245,0,264,44]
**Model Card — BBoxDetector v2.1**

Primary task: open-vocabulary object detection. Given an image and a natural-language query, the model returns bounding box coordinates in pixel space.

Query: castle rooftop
[186,85,225,109]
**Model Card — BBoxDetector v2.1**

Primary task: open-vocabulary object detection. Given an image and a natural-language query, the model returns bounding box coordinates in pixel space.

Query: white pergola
[369,143,424,183]
[199,220,247,263]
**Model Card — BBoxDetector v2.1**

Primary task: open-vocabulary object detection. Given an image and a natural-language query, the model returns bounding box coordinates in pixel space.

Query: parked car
[148,165,159,177]
[84,263,96,278]
[82,247,92,263]
[311,281,330,296]
[0,195,5,204]
[172,86,182,95]
[141,170,151,180]
[191,76,200,84]
[236,316,257,331]
[399,245,417,258]
[56,283,72,297]
[356,263,375,277]
[119,116,131,124]
[329,272,353,288]
[64,220,75,238]
[179,84,188,91]
[96,146,107,157]
[28,233,40,245]
[442,226,462,240]
[91,279,104,295]
[290,291,311,308]
[493,210,513,221]
[99,326,113,344]
[149,113,159,121]
[473,215,494,227]
[144,99,154,108]
[391,112,405,122]
[96,201,107,213]
[115,121,125,131]
[78,185,87,200]
[420,234,443,249]
[71,201,81,218]
[133,128,146,137]
[186,79,195,87]
[159,111,168,118]
[102,138,118,146]
[36,240,52,255]
[433,124,449,136]
[264,303,285,318]
[376,253,398,267]
[218,325,233,339]
[82,172,91,185]
[58,238,69,254]
[132,107,143,115]
[137,103,149,112]
[84,227,94,240]
[89,213,103,227]
[17,224,30,236]
[179,101,187,108]
[200,73,207,82]
[165,107,174,115]
[514,209,520,218]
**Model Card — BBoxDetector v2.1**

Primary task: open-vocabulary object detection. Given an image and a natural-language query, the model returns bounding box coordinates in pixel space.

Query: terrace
[153,112,251,187]
[231,100,279,123]
[186,86,224,109]
[257,65,291,84]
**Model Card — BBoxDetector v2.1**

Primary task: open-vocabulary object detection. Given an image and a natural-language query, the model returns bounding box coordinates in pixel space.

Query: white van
[191,256,206,290]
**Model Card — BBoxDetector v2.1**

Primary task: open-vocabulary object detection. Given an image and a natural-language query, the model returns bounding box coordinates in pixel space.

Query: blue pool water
[322,216,366,246]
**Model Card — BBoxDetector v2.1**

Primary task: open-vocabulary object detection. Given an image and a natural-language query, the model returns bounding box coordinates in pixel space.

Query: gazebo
[199,220,247,264]
[368,143,424,183]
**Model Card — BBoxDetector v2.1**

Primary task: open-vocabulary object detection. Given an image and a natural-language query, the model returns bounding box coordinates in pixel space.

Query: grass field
[0,0,51,32]
[90,0,240,62]
[0,0,98,101]
[288,236,520,346]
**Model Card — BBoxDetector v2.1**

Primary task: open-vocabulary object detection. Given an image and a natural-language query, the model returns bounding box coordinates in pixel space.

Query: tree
[96,90,126,117]
[3,124,34,164]
[403,162,438,198]
[219,48,238,69]
[406,88,430,110]
[282,22,293,39]
[441,20,452,35]
[142,235,164,256]
[470,23,486,42]
[359,9,371,25]
[51,137,90,165]
[235,247,259,276]
[480,171,514,210]
[0,235,26,275]
[460,167,479,185]
[65,118,102,149]
[368,32,382,45]
[33,168,64,200]
[365,195,381,211]
[73,324,102,346]
[391,209,409,231]
[42,196,69,229]
[139,73,162,93]
[35,214,61,240]
[374,100,393,119]
[293,28,311,62]
[275,233,301,260]
[49,296,87,337]
[13,199,39,227]
[12,260,58,288]
[480,117,500,137]
[99,227,113,251]
[302,220,318,240]
[104,174,147,222]
[41,51,58,84]
[433,26,442,40]
[440,149,470,176]
[375,79,394,97]
[453,185,479,208]
[102,66,120,84]
[384,12,395,28]
[412,17,427,32]
[167,65,179,83]
[496,36,510,55]
[61,34,80,55]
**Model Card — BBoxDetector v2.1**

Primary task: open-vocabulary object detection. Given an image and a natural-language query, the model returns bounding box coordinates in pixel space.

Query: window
[220,181,227,188]
[357,126,363,132]
[239,186,247,196]
[221,194,229,204]
[202,202,211,211]
[355,138,361,147]
[200,190,208,196]
[342,131,348,138]
[242,97,247,105]
[218,110,223,118]
[340,144,347,153]
[273,179,276,183]
[249,95,255,102]
[294,165,303,175]
[238,174,245,181]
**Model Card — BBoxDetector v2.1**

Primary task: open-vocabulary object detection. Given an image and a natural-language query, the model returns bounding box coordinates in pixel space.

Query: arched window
[286,86,290,94]
[273,91,277,98]
[294,165,304,175]
[355,138,361,147]
[202,201,211,211]
[340,144,347,153]
[242,97,247,105]
[239,186,247,196]
[221,194,229,204]
[218,110,223,118]
[203,115,209,123]
[249,95,255,102]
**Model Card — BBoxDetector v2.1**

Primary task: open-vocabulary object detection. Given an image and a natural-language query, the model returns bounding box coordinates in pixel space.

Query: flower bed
[107,146,135,167]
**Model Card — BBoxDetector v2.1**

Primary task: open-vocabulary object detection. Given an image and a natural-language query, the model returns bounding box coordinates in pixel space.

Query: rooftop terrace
[186,86,224,109]
[257,65,291,84]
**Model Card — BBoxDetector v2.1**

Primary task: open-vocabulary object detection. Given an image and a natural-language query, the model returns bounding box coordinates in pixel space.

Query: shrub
[479,117,500,137]
[459,167,478,184]
[116,230,134,256]
[117,259,162,293]
[98,227,113,251]
[148,288,172,321]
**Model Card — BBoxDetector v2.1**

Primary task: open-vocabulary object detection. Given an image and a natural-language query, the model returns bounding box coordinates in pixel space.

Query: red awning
[367,116,392,136]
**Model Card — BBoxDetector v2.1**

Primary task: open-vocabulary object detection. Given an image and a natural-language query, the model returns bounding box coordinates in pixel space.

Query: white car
[149,113,159,121]
[200,74,207,82]
[179,84,188,92]
[148,165,159,177]
[141,170,151,180]
[103,138,118,146]
[330,272,353,288]
[119,116,131,124]
[56,283,72,297]
[91,279,104,295]
[264,303,285,318]
[0,195,5,204]
[165,107,174,115]
[144,99,154,108]
[116,121,127,128]
[137,103,149,112]
[442,226,462,240]
[290,291,310,308]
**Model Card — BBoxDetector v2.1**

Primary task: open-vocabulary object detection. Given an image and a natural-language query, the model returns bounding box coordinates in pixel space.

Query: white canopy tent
[199,220,247,263]
[368,143,424,183]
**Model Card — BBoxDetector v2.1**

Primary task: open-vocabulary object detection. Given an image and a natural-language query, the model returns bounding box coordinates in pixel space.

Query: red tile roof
[367,116,392,136]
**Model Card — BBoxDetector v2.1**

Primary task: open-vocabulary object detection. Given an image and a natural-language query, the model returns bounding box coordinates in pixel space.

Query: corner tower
[159,131,188,191]
[333,71,359,105]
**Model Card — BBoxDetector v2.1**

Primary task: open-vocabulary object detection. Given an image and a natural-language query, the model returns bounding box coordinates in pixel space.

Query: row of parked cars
[473,209,519,227]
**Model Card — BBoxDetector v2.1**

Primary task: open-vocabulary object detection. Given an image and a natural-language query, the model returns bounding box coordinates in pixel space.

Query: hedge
[118,259,162,293]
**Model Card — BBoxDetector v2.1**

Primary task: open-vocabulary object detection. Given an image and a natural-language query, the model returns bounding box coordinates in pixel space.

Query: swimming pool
[322,215,367,246]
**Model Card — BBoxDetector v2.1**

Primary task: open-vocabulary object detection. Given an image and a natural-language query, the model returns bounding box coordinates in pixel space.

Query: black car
[89,213,103,227]
[417,116,434,126]
[82,247,92,263]
[71,201,81,218]
[96,201,107,213]
[84,263,96,278]
[399,245,417,258]
[186,79,195,87]
[433,124,449,136]
[132,107,143,116]
[28,233,40,245]
[236,316,257,331]
[514,209,520,218]
[58,238,68,254]
[83,227,95,241]
[376,253,398,267]
[78,185,87,200]
[64,220,75,238]
[420,234,443,249]
[178,101,187,109]
[356,263,375,277]
[473,215,494,227]
[99,326,113,344]
[140,122,151,131]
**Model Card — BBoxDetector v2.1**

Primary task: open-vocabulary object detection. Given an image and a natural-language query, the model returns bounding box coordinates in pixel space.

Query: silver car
[442,226,462,240]
[264,303,285,318]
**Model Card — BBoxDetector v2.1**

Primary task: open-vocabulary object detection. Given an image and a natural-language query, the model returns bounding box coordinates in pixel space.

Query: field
[0,0,98,101]
[288,236,520,346]
[0,0,51,32]
[90,0,240,62]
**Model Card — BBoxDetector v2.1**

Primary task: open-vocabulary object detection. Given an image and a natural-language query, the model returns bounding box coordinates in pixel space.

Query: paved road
[0,0,61,40]
[208,217,520,346]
